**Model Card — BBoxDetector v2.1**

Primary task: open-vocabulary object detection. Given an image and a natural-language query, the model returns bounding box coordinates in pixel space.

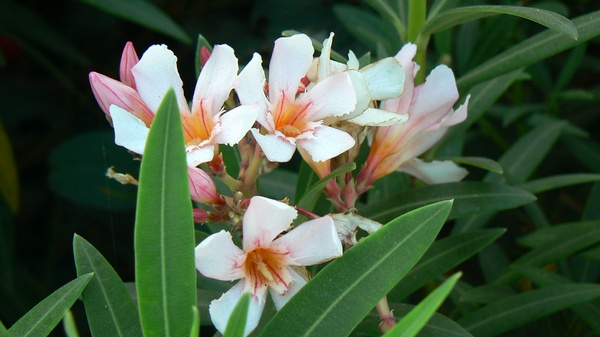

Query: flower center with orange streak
[244,247,291,295]
[182,99,214,144]
[273,95,311,138]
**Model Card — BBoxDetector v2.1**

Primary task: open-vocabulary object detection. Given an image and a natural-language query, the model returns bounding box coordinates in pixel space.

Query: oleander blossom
[89,42,258,166]
[195,196,343,336]
[359,43,470,186]
[234,34,357,163]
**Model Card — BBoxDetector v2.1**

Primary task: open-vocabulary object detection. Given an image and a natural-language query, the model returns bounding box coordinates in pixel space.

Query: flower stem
[376,296,396,332]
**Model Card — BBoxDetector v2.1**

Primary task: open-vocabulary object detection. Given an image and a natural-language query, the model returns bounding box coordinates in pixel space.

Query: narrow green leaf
[78,0,191,44]
[478,242,511,283]
[428,0,459,20]
[295,161,319,204]
[258,200,453,337]
[457,284,600,337]
[554,43,587,91]
[332,4,391,53]
[517,220,600,248]
[363,0,406,42]
[223,293,251,337]
[460,284,515,305]
[457,10,600,91]
[361,182,535,224]
[135,89,196,337]
[439,156,503,174]
[62,310,80,337]
[297,162,356,212]
[8,274,93,337]
[518,173,600,194]
[561,135,600,172]
[258,169,298,203]
[194,34,213,78]
[0,321,9,337]
[384,273,461,337]
[189,306,200,337]
[422,5,577,39]
[73,235,142,337]
[389,229,505,301]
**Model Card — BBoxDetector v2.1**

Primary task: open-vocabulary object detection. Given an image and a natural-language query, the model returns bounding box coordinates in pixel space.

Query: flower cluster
[89,32,469,336]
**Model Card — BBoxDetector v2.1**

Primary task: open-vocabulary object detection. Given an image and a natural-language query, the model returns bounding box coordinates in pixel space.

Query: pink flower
[195,196,343,336]
[89,43,258,166]
[234,34,357,163]
[359,44,469,186]
[188,166,221,205]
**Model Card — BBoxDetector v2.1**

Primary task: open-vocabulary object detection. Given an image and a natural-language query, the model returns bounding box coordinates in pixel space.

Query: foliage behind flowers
[1,1,600,337]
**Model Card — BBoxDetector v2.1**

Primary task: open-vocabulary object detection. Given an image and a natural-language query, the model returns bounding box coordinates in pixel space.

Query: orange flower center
[273,94,312,138]
[244,247,291,295]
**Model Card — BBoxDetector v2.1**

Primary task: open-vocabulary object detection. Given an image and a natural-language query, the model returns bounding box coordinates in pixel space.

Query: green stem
[408,0,428,84]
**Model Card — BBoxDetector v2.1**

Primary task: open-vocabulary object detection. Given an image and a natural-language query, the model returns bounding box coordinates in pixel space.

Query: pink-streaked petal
[192,44,238,116]
[297,126,355,162]
[398,158,468,184]
[132,44,189,114]
[300,72,356,121]
[186,144,216,167]
[347,108,408,126]
[273,216,342,266]
[269,267,307,310]
[195,230,246,281]
[209,280,266,337]
[268,34,314,102]
[360,57,405,100]
[395,127,448,163]
[188,166,220,205]
[250,129,296,163]
[89,72,154,124]
[432,95,469,130]
[212,104,259,146]
[242,196,297,251]
[410,65,458,122]
[385,43,417,114]
[119,41,139,88]
[110,105,149,155]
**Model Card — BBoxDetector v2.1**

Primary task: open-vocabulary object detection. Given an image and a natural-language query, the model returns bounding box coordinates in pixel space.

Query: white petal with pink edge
[192,44,238,116]
[242,196,297,251]
[269,267,308,310]
[273,215,342,266]
[209,280,266,337]
[131,44,189,114]
[268,34,314,102]
[297,126,355,162]
[250,129,296,163]
[212,104,259,146]
[300,72,356,122]
[410,65,458,121]
[398,158,468,184]
[110,105,149,155]
[195,230,245,281]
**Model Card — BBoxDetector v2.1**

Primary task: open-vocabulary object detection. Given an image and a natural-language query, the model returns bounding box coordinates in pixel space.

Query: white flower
[234,34,357,162]
[195,196,343,336]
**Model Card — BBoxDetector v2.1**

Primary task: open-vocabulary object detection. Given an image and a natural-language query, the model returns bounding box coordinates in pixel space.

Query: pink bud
[200,46,211,68]
[119,41,140,89]
[188,166,221,205]
[193,208,210,223]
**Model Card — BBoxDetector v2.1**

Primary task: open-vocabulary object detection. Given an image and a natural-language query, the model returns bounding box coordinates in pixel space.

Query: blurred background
[1,0,599,335]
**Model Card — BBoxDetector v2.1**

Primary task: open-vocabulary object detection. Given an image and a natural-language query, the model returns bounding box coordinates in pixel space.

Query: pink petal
[131,44,189,114]
[398,158,468,184]
[300,72,356,121]
[269,267,307,310]
[209,280,266,336]
[195,230,246,281]
[250,129,296,163]
[242,196,297,251]
[89,72,154,124]
[186,144,216,167]
[110,105,149,155]
[410,65,458,124]
[297,126,355,162]
[188,166,220,205]
[192,44,238,117]
[268,34,314,103]
[119,41,139,88]
[212,104,259,146]
[273,215,342,266]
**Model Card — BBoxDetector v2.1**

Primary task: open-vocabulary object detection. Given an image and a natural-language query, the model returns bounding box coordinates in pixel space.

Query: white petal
[345,70,372,118]
[235,53,268,108]
[186,144,216,166]
[385,43,417,114]
[432,95,469,130]
[269,267,307,310]
[317,32,334,79]
[212,104,259,146]
[398,158,468,184]
[110,105,149,155]
[132,45,189,114]
[360,57,405,100]
[195,230,245,281]
[410,65,459,123]
[242,196,298,251]
[192,44,238,117]
[209,280,266,337]
[300,72,357,121]
[348,107,408,126]
[273,215,342,266]
[347,50,359,70]
[251,129,296,163]
[268,34,314,102]
[297,126,355,162]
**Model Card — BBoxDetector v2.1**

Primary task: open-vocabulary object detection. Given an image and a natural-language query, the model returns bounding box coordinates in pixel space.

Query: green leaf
[361,182,535,224]
[134,89,196,337]
[62,310,80,337]
[8,274,93,337]
[73,235,142,337]
[332,4,391,53]
[518,173,600,194]
[295,161,319,205]
[258,169,298,203]
[189,306,200,337]
[457,284,600,337]
[258,200,453,337]
[554,43,587,91]
[78,0,191,44]
[460,284,515,305]
[0,321,9,337]
[422,5,577,39]
[195,34,213,78]
[223,293,251,337]
[516,220,600,248]
[363,0,406,42]
[389,229,505,301]
[457,10,600,92]
[384,273,461,337]
[439,156,503,174]
[296,162,356,212]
